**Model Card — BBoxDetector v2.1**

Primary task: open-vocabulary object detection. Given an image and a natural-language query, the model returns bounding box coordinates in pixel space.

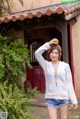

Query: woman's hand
[73,104,78,109]
[69,104,78,109]
[48,38,59,45]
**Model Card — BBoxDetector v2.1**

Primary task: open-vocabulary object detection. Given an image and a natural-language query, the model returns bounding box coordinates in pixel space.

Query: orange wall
[9,0,60,13]
[72,15,80,99]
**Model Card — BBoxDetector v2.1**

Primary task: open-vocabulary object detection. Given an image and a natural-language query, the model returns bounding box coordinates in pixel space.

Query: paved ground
[31,93,80,119]
[31,93,49,119]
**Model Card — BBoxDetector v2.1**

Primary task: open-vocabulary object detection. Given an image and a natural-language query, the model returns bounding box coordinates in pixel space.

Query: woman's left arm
[66,64,78,108]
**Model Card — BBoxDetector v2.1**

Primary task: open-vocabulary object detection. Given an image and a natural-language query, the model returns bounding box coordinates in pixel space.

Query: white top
[35,42,78,104]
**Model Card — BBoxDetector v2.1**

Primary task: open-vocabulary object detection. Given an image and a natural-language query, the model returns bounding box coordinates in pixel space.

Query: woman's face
[50,49,59,62]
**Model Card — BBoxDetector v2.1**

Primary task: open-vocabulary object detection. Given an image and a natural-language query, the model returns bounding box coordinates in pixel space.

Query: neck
[52,60,59,64]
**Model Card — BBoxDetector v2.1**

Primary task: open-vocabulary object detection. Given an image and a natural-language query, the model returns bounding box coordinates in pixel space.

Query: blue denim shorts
[46,99,70,108]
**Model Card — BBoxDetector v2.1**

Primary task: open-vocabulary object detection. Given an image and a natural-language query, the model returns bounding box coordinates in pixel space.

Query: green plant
[60,0,79,3]
[0,81,37,119]
[0,35,38,119]
[27,87,39,98]
[0,35,31,84]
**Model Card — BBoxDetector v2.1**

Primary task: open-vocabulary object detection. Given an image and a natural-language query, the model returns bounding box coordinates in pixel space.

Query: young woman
[35,38,78,119]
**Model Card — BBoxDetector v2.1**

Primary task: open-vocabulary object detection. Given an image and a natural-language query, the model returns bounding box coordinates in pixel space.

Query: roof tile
[0,2,80,24]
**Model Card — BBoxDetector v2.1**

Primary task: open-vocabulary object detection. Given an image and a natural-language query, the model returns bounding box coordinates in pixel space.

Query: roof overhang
[0,2,80,24]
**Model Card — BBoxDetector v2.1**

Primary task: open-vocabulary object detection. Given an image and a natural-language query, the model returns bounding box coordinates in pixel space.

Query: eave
[0,2,80,24]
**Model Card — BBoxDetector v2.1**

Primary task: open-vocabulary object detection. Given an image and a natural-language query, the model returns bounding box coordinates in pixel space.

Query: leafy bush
[0,35,31,83]
[0,35,37,119]
[0,81,37,119]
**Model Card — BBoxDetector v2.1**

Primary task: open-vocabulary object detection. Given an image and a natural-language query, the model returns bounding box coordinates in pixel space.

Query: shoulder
[60,61,71,71]
[60,61,69,67]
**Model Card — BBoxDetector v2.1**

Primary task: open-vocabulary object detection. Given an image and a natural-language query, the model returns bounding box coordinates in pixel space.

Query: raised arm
[35,42,50,70]
[35,38,58,70]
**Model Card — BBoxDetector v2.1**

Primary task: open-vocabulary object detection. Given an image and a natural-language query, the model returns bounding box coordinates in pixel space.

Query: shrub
[0,81,37,119]
[0,35,37,119]
[0,35,31,83]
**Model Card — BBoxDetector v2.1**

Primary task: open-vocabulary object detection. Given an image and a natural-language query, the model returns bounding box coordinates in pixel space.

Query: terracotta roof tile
[0,2,80,24]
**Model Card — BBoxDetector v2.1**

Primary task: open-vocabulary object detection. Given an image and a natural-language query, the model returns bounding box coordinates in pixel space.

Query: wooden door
[33,66,45,92]
[25,29,48,92]
[27,66,45,92]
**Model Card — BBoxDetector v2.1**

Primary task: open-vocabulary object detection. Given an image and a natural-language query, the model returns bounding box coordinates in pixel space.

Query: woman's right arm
[35,42,50,69]
[35,38,58,69]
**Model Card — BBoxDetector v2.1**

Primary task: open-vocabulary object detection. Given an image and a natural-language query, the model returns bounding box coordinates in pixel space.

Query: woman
[35,38,78,119]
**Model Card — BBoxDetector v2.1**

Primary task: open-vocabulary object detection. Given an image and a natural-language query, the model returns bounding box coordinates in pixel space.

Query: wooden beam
[62,20,69,63]
[23,16,63,32]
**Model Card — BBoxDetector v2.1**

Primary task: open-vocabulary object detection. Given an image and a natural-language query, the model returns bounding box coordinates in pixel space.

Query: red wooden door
[33,66,41,91]
[27,66,45,92]
[40,68,45,92]
[26,67,34,89]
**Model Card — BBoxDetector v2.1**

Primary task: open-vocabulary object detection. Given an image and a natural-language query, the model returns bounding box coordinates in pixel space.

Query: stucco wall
[4,0,60,14]
[72,15,80,99]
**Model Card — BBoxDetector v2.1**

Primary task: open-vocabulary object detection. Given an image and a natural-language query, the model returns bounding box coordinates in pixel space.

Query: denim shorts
[46,99,70,108]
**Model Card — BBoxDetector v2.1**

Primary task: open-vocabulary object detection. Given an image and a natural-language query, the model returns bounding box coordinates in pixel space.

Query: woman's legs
[47,106,57,119]
[60,104,68,119]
